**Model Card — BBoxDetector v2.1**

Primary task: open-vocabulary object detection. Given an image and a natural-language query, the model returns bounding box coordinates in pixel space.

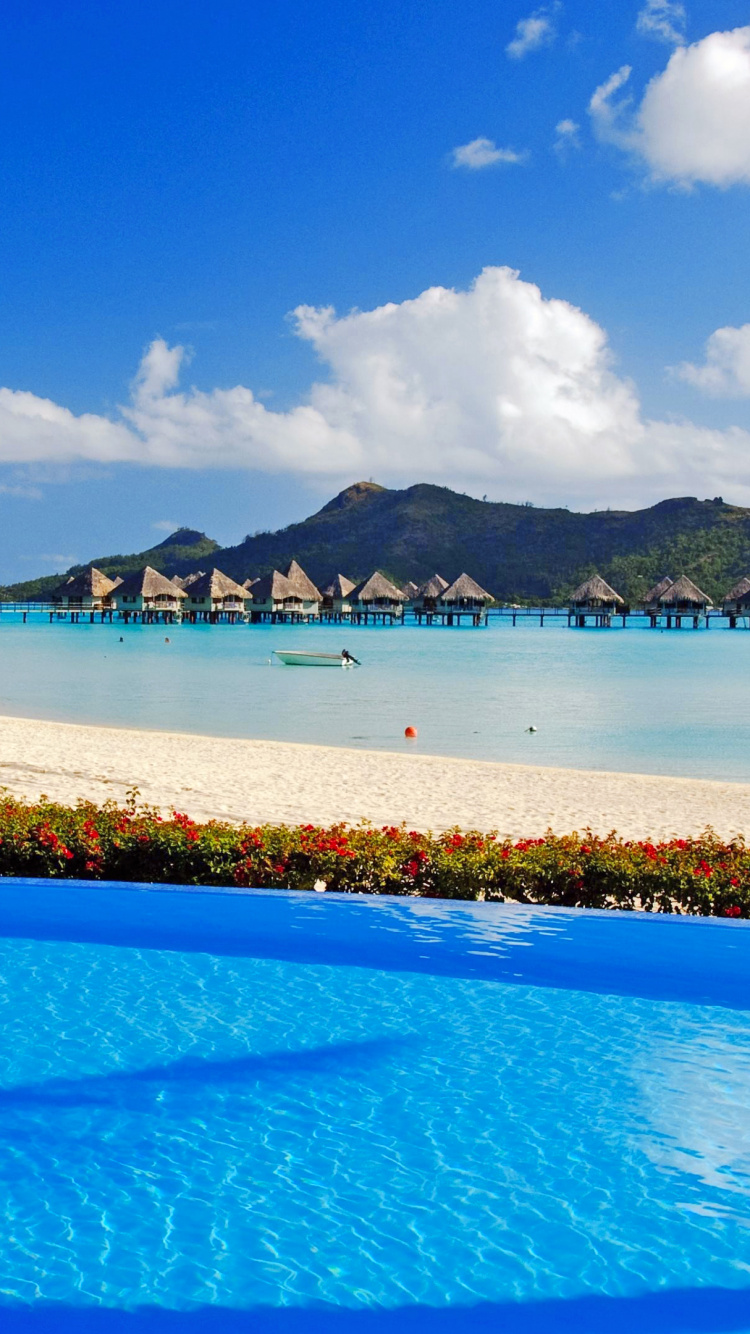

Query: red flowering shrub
[0,791,747,916]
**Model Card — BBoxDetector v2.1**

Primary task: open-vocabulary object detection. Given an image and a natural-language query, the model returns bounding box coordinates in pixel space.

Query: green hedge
[0,791,746,916]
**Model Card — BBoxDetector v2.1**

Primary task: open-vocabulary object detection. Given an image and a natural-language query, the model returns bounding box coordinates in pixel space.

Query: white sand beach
[0,712,748,840]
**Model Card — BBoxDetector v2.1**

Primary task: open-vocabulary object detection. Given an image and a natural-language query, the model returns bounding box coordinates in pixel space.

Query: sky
[1,0,750,581]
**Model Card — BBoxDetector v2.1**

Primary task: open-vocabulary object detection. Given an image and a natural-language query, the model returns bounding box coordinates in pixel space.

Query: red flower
[724,905,742,918]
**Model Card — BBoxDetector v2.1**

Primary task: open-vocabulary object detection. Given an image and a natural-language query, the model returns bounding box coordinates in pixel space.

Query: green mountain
[4,483,750,604]
[0,528,220,602]
[198,483,750,604]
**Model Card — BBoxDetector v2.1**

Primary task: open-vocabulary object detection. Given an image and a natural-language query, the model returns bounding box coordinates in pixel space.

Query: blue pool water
[0,614,749,779]
[0,881,748,1331]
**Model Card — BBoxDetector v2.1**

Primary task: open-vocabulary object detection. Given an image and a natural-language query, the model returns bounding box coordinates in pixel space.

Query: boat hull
[273,650,355,667]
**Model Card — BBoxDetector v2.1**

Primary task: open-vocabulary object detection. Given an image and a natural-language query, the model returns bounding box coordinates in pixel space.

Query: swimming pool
[0,881,748,1332]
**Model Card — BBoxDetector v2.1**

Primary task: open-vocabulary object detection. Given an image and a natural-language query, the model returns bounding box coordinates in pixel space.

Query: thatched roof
[184,568,249,600]
[284,559,321,601]
[251,570,298,601]
[440,573,493,603]
[351,571,406,602]
[570,575,624,605]
[724,575,750,603]
[114,566,187,599]
[55,566,115,600]
[110,576,123,590]
[643,576,673,604]
[242,578,258,591]
[658,574,712,606]
[172,571,205,590]
[401,580,420,599]
[323,574,356,598]
[417,574,449,598]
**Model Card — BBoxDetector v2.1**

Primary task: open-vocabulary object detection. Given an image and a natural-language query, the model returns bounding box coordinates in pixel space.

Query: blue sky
[1,0,749,580]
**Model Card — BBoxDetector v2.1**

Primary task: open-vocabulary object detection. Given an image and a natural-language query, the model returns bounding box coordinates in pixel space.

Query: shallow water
[0,884,748,1330]
[0,614,748,779]
[0,613,741,779]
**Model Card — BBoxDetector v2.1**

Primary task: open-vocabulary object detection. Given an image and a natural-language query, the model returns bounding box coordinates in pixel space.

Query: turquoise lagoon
[0,613,748,779]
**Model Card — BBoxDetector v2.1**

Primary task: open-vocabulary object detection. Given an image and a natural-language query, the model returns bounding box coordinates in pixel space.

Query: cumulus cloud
[451,138,527,169]
[0,386,138,466]
[554,118,581,157]
[506,6,559,59]
[590,27,750,187]
[3,268,750,507]
[674,324,750,397]
[636,0,686,46]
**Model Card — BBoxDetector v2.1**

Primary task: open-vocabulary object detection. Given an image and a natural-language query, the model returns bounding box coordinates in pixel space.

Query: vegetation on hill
[3,484,750,604]
[0,528,220,602]
[196,484,750,604]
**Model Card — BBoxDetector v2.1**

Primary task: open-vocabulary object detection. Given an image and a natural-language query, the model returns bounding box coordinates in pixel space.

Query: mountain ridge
[2,482,749,604]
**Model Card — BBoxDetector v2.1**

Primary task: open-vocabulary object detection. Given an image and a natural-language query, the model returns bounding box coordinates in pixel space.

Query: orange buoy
[404,725,418,739]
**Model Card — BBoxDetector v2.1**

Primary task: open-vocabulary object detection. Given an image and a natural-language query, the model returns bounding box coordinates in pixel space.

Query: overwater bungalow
[722,576,750,626]
[658,574,712,628]
[642,576,673,614]
[641,576,674,626]
[249,570,314,623]
[436,573,492,626]
[182,568,250,623]
[401,580,420,603]
[114,566,187,623]
[283,560,321,618]
[350,572,406,624]
[321,574,356,621]
[52,567,117,620]
[171,571,204,591]
[412,574,449,622]
[569,575,624,627]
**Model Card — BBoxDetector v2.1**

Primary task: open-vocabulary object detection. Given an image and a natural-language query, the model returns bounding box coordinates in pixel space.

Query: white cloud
[506,6,559,59]
[132,338,186,399]
[674,324,750,397]
[19,553,78,565]
[588,65,634,146]
[152,519,181,532]
[590,27,750,187]
[2,269,750,508]
[451,138,527,169]
[0,387,138,465]
[636,0,686,46]
[0,483,42,499]
[554,118,581,157]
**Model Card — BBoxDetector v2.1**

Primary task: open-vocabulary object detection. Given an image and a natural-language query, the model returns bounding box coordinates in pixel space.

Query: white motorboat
[273,650,359,667]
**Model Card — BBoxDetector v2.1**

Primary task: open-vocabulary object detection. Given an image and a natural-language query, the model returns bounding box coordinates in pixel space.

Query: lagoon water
[0,613,748,781]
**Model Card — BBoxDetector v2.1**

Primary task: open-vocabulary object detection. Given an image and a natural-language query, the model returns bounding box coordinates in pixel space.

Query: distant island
[3,480,750,606]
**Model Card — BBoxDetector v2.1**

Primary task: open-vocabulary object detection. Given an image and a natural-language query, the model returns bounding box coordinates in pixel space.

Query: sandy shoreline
[0,713,748,841]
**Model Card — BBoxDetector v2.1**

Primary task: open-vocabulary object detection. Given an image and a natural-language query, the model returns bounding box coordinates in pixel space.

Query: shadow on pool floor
[2,1286,749,1333]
